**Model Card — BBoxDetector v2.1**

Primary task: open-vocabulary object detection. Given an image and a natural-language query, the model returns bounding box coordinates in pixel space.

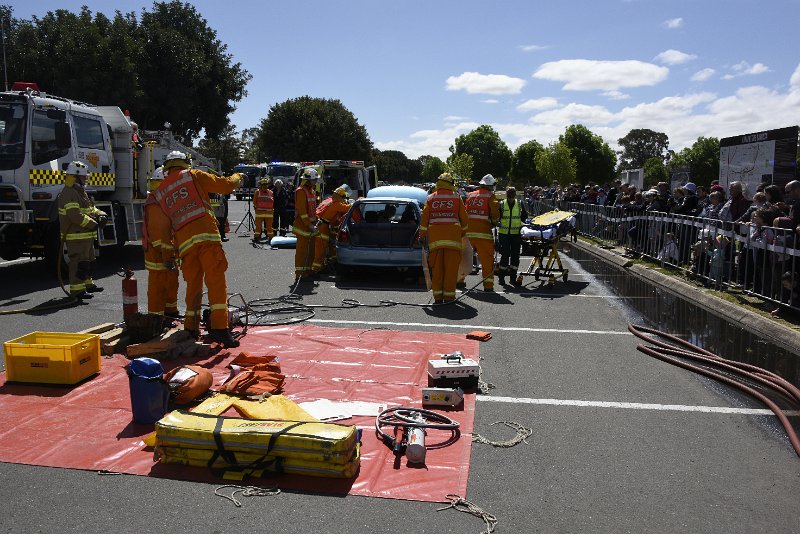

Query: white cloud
[482,99,500,104]
[654,49,697,66]
[520,44,548,52]
[378,66,800,160]
[722,61,770,79]
[533,60,669,91]
[664,18,683,29]
[516,97,559,112]
[443,116,468,122]
[445,72,527,95]
[603,90,630,100]
[691,68,715,82]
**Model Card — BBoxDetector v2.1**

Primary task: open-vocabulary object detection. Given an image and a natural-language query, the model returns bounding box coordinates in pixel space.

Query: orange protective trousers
[254,211,273,239]
[429,248,461,302]
[181,242,229,330]
[312,224,333,272]
[147,269,179,315]
[469,238,495,290]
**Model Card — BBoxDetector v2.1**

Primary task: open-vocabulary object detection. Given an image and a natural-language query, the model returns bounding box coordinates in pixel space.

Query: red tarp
[0,325,476,502]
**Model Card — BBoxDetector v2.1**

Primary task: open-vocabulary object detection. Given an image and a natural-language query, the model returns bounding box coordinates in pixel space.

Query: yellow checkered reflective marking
[29,169,116,187]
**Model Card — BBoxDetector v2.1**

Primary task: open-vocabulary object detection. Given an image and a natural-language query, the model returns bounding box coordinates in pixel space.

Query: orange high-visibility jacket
[465,187,500,241]
[143,193,176,269]
[158,168,241,257]
[420,186,468,252]
[293,185,317,237]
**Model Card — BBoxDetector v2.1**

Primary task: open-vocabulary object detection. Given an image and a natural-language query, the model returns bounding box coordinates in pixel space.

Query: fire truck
[0,83,219,270]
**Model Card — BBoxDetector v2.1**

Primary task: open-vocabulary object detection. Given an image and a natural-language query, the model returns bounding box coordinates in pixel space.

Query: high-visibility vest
[426,190,461,225]
[296,185,317,223]
[155,170,208,231]
[254,188,274,210]
[466,190,492,221]
[498,199,522,235]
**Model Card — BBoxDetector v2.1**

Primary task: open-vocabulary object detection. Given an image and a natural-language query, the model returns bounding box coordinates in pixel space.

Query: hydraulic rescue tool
[375,407,460,465]
[422,387,465,407]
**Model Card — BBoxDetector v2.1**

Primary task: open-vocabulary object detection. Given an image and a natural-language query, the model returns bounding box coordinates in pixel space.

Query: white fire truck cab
[0,82,218,269]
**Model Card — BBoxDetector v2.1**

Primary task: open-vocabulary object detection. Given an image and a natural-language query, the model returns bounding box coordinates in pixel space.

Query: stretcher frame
[516,211,575,287]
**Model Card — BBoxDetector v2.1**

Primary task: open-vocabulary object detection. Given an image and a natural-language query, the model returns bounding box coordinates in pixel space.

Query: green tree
[257,96,372,162]
[560,124,617,184]
[617,128,669,170]
[138,1,250,141]
[451,125,511,182]
[239,127,263,163]
[6,2,250,142]
[420,156,446,183]
[534,141,576,186]
[371,149,420,183]
[510,140,543,186]
[685,136,720,186]
[197,123,241,173]
[446,152,474,188]
[643,157,669,188]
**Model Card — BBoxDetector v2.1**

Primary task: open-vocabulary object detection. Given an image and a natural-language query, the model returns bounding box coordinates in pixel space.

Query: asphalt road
[0,199,798,534]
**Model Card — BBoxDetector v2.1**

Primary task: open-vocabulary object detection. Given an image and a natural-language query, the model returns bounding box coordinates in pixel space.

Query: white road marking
[309,319,629,335]
[476,395,800,415]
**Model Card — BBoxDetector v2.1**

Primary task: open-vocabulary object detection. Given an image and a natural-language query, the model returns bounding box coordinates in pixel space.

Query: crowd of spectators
[523,179,800,316]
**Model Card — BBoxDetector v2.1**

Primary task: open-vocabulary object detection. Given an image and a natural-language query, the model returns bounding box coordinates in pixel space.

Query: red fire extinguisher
[122,267,138,323]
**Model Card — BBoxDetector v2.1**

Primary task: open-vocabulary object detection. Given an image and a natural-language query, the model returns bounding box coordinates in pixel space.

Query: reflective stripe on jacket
[498,199,522,235]
[253,188,274,211]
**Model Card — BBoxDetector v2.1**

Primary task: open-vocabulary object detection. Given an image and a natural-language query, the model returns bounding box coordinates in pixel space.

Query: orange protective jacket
[316,197,350,239]
[160,168,241,257]
[420,184,468,252]
[293,184,317,237]
[465,187,500,241]
[143,194,176,270]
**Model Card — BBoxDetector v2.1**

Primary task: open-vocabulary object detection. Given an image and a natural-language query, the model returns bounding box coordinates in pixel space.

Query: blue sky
[10,0,800,160]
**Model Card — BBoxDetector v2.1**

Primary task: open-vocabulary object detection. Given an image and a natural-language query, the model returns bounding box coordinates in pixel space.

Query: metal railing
[530,200,800,314]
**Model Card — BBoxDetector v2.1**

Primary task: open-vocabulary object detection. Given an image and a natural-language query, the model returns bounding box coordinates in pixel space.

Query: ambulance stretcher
[516,210,576,287]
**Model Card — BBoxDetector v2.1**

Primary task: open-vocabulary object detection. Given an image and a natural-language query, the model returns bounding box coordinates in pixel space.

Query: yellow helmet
[333,186,349,199]
[259,178,271,187]
[164,150,191,170]
[437,172,454,184]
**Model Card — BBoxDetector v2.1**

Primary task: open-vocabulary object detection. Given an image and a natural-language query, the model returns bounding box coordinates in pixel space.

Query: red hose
[629,324,800,458]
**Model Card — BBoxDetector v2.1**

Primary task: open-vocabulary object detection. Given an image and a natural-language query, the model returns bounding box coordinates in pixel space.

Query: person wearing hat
[312,186,351,274]
[294,168,320,281]
[465,174,500,291]
[252,177,275,243]
[153,151,244,348]
[272,178,290,236]
[142,166,179,321]
[56,161,108,299]
[420,172,469,303]
[674,182,699,215]
[497,186,528,286]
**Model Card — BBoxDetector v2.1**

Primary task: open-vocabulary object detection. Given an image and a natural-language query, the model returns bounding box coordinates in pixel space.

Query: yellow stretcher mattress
[154,410,358,465]
[156,444,360,479]
[530,210,576,226]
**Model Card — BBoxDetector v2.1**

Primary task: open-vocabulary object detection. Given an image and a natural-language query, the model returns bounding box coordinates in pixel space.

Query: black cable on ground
[628,323,800,458]
[375,407,460,454]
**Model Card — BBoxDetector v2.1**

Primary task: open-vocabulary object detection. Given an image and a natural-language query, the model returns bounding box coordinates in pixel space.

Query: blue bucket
[126,357,170,424]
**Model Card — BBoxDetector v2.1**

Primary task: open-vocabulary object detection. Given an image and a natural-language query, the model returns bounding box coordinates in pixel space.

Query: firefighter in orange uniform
[252,178,274,242]
[312,186,351,273]
[465,174,501,291]
[142,166,179,320]
[154,151,243,348]
[293,168,319,281]
[420,172,469,303]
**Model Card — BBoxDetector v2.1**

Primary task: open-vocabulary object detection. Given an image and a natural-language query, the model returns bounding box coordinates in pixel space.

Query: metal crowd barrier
[529,199,800,313]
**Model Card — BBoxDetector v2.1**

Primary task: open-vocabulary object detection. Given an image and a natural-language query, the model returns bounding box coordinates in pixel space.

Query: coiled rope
[472,421,532,448]
[437,494,498,534]
[214,484,280,507]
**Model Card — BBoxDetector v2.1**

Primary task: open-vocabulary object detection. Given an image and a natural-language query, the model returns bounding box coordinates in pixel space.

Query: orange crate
[3,332,101,384]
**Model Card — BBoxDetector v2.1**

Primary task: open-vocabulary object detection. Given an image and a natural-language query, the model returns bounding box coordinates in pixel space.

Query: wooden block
[78,323,117,335]
[102,335,130,356]
[99,327,126,342]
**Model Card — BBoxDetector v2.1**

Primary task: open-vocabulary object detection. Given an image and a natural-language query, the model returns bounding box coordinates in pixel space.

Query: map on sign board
[719,140,774,191]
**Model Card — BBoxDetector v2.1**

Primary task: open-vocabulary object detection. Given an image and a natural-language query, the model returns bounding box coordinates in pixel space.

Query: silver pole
[1,17,7,91]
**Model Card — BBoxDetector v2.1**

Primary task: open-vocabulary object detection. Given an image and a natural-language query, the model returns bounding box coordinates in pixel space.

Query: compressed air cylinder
[406,426,426,464]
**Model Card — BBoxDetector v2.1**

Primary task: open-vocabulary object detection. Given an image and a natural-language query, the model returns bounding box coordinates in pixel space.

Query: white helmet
[151,166,165,181]
[302,168,319,181]
[65,161,88,177]
[164,150,191,170]
[479,174,496,186]
[273,178,283,187]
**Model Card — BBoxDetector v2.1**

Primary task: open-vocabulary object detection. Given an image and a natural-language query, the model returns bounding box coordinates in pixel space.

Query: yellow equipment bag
[156,444,360,479]
[154,410,358,465]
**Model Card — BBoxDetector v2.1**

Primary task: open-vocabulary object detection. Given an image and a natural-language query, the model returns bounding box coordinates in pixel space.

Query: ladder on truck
[94,200,145,247]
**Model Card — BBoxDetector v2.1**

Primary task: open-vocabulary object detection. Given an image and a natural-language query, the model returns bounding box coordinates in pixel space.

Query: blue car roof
[366,186,428,205]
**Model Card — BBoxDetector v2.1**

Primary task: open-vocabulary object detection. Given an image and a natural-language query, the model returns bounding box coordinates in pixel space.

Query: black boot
[73,291,93,300]
[208,328,240,348]
[85,284,104,293]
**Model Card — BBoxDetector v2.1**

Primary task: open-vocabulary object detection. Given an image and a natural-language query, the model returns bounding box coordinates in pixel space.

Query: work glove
[165,260,177,271]
[97,215,109,227]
